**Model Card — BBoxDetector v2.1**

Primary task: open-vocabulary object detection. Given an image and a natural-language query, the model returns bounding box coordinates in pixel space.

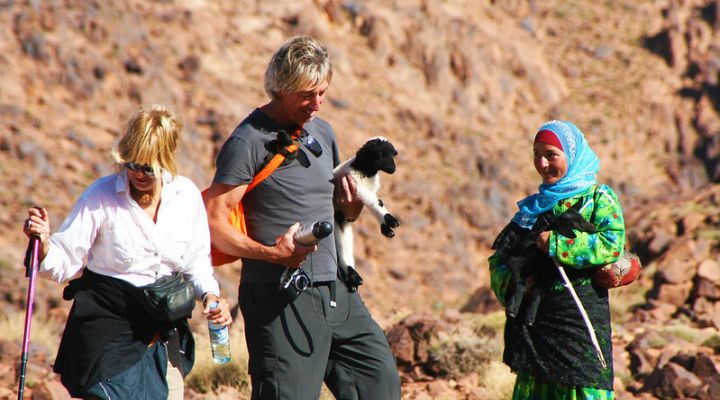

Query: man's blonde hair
[264,36,333,99]
[111,105,181,177]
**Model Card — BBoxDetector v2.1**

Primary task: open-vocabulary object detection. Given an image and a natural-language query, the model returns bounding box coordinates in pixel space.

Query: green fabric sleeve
[549,185,626,268]
[488,253,511,307]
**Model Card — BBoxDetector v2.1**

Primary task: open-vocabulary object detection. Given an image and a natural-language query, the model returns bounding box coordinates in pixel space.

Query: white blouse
[41,171,220,298]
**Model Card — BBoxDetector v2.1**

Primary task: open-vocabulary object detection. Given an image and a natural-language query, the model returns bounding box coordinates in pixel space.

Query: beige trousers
[166,360,184,400]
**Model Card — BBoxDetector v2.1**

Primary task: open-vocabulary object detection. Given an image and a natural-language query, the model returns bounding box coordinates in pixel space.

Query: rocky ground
[0,0,719,399]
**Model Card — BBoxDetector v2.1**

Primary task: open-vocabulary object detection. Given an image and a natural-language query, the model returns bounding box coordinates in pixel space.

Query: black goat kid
[492,202,597,325]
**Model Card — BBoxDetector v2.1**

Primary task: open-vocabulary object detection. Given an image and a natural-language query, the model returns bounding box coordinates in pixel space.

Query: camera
[277,221,331,302]
[278,267,310,302]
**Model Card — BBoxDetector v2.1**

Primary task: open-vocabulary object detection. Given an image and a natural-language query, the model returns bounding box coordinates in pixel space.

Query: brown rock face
[1,0,720,399]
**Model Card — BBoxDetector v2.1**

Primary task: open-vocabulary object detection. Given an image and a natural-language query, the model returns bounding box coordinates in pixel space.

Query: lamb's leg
[334,220,363,291]
[505,283,525,318]
[524,291,542,326]
[356,185,399,238]
[505,255,531,319]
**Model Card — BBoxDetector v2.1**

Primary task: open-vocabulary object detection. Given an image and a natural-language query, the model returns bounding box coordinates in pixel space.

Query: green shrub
[701,334,720,353]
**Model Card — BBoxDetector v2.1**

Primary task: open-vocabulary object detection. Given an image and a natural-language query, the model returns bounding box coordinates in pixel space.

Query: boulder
[655,362,703,399]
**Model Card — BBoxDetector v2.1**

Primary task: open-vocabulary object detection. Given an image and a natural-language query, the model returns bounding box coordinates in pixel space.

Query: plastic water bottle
[208,302,231,364]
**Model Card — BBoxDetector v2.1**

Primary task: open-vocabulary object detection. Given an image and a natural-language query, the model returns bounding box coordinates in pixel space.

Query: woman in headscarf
[488,120,626,399]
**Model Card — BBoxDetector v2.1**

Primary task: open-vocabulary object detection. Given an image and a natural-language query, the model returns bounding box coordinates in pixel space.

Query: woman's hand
[536,231,550,253]
[23,207,50,259]
[202,294,233,327]
[334,173,363,222]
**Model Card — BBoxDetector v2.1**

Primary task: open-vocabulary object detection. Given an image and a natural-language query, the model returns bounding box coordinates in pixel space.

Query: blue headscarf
[511,120,599,229]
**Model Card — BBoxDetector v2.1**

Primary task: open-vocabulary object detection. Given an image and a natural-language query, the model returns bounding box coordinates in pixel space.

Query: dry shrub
[659,322,714,344]
[427,311,505,379]
[479,360,515,399]
[609,282,647,323]
[186,324,251,396]
[701,334,720,352]
[0,308,63,360]
[320,384,335,399]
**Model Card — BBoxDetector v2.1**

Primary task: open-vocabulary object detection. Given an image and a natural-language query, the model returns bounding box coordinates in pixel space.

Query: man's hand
[272,223,317,268]
[334,173,363,222]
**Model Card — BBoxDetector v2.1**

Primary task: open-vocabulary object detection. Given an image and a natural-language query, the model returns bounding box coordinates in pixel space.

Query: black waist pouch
[133,273,196,322]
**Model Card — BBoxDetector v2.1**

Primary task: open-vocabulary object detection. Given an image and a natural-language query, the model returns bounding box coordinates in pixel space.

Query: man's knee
[377,361,401,394]
[326,359,400,400]
[369,358,401,399]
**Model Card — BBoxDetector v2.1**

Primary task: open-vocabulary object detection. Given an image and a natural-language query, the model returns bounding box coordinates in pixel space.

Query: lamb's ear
[569,201,583,211]
[491,222,513,249]
[492,221,526,250]
[555,225,578,238]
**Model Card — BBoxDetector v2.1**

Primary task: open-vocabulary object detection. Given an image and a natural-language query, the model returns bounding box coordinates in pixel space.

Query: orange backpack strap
[247,145,297,192]
[207,130,301,266]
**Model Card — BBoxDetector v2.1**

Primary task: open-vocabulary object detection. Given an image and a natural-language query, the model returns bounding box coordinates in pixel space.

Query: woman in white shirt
[22,105,232,400]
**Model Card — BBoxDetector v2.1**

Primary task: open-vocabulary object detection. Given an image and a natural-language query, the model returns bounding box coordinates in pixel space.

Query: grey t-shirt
[213,109,340,282]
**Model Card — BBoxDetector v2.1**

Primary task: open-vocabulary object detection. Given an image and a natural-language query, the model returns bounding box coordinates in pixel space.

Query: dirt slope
[1,0,719,398]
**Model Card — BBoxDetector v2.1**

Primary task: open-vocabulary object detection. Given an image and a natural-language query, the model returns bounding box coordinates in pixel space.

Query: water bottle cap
[209,301,219,310]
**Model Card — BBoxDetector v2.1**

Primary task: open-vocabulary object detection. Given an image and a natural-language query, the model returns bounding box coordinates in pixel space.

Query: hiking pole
[17,235,41,400]
[553,259,607,369]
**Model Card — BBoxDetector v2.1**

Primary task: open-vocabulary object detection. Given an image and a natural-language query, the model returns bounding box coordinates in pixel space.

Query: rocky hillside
[0,0,719,399]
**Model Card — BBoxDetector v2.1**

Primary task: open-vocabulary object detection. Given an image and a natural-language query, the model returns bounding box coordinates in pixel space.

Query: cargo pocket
[250,356,279,400]
[240,283,284,325]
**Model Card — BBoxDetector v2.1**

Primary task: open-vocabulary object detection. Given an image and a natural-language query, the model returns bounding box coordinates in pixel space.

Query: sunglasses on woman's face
[124,162,155,176]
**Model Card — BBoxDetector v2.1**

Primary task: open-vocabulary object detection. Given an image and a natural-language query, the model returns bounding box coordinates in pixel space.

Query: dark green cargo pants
[239,279,401,400]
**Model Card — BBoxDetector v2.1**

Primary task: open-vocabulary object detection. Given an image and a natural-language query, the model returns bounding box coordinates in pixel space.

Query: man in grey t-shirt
[204,36,401,400]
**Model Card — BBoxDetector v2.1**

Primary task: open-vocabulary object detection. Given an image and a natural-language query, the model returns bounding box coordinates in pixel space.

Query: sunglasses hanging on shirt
[303,134,323,157]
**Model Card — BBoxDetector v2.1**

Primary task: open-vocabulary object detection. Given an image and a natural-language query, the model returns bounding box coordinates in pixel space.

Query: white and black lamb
[334,137,399,291]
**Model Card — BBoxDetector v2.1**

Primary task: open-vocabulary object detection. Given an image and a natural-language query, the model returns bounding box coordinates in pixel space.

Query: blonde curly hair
[111,104,182,178]
[264,36,333,99]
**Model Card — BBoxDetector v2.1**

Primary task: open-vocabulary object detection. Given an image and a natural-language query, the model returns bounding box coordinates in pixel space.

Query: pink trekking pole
[17,235,40,400]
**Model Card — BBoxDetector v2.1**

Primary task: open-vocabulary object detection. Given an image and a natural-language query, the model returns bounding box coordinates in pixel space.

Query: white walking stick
[554,259,607,369]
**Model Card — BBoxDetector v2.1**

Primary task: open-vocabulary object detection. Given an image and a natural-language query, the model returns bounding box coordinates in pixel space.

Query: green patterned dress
[489,184,625,400]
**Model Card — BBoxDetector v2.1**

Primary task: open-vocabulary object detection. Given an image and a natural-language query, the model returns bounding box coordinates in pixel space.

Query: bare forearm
[204,183,311,268]
[208,220,278,262]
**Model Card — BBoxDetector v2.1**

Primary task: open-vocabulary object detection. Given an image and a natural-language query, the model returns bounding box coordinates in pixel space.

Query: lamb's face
[355,139,398,176]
